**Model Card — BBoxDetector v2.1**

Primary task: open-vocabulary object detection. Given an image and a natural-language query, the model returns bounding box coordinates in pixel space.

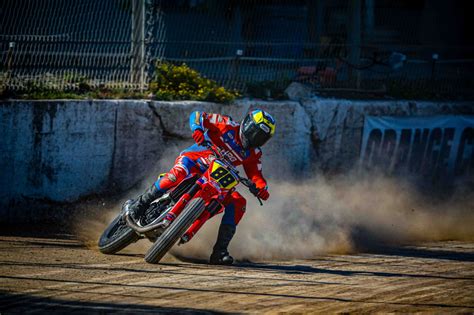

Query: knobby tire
[144,198,205,264]
[98,214,139,254]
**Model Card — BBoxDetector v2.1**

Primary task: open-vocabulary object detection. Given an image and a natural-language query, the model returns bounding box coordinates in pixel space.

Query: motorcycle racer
[123,109,276,265]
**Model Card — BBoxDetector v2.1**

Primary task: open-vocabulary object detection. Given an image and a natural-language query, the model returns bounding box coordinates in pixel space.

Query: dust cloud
[172,173,474,261]
[74,142,188,258]
[75,156,474,262]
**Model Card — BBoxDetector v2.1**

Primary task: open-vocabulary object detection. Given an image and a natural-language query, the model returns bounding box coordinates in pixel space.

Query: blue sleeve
[189,111,204,132]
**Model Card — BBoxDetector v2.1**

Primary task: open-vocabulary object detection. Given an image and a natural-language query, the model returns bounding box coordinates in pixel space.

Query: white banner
[360,115,474,178]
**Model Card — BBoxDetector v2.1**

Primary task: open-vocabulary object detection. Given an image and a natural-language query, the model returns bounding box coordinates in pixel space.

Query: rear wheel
[98,214,140,254]
[144,198,206,264]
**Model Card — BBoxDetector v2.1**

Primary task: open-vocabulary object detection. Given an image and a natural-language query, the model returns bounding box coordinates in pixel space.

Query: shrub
[149,61,239,103]
[1,63,240,102]
[0,73,147,100]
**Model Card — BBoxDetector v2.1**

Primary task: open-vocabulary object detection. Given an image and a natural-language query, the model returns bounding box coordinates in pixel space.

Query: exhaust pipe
[123,211,167,234]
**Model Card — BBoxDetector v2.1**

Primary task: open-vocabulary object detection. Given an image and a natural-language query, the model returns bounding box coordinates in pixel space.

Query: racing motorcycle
[98,141,262,264]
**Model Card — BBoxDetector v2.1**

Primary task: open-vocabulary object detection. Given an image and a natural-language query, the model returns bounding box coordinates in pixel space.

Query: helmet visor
[242,119,272,147]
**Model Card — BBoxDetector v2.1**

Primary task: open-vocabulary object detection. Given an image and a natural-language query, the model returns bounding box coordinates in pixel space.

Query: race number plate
[209,161,238,190]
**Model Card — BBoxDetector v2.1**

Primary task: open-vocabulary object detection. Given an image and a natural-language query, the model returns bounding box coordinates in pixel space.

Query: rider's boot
[122,184,163,222]
[209,224,236,265]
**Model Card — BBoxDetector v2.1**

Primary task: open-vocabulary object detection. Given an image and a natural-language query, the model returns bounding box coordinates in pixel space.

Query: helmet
[239,109,276,149]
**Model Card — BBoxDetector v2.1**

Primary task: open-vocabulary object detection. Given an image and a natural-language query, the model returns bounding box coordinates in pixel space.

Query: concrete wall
[1,99,473,220]
[301,100,474,172]
[0,101,161,218]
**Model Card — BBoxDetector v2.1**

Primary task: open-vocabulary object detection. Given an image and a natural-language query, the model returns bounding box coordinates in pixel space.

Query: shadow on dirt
[1,274,472,310]
[231,262,473,281]
[170,252,473,281]
[0,224,75,239]
[370,246,474,262]
[0,291,223,314]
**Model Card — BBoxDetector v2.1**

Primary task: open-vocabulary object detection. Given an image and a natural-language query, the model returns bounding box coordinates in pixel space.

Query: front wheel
[98,213,140,254]
[144,198,205,264]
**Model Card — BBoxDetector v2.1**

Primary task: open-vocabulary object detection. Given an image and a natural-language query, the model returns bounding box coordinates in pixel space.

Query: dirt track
[0,231,473,313]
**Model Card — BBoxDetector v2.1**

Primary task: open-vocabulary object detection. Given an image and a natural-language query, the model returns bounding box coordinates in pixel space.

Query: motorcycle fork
[167,183,202,219]
[183,200,222,240]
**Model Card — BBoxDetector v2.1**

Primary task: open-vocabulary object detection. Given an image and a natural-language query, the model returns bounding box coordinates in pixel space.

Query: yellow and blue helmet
[240,109,276,149]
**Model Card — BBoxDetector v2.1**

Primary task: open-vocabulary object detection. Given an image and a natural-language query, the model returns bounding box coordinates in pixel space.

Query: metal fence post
[348,0,361,88]
[365,0,374,41]
[7,42,16,78]
[307,0,325,56]
[131,0,146,90]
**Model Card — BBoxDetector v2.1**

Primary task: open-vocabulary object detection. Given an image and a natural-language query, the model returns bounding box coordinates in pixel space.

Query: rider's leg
[181,200,223,243]
[210,191,246,265]
[122,184,163,221]
[123,155,192,220]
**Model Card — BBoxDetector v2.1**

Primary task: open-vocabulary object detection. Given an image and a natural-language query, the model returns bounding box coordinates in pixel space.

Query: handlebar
[203,141,263,206]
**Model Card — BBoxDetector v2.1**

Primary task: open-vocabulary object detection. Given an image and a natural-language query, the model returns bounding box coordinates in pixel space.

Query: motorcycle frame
[125,141,261,244]
[165,157,240,223]
[123,173,198,238]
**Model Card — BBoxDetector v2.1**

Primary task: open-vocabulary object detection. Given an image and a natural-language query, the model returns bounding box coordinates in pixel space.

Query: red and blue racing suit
[154,111,268,228]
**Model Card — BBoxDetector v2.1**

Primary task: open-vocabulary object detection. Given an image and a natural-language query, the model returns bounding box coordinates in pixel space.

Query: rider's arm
[189,111,205,132]
[189,111,233,132]
[242,150,267,190]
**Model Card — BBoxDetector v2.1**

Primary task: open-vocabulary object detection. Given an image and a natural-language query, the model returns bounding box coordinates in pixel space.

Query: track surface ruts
[0,233,473,313]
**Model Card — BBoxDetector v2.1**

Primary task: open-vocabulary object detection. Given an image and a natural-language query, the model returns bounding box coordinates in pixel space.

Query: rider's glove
[257,187,269,200]
[250,183,269,201]
[249,183,259,196]
[192,129,205,145]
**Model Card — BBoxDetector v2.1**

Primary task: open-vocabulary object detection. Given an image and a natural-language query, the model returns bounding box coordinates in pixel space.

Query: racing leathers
[124,111,269,265]
[154,111,269,228]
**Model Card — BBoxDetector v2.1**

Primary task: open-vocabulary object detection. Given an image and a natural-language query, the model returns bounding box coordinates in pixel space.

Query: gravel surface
[0,232,473,313]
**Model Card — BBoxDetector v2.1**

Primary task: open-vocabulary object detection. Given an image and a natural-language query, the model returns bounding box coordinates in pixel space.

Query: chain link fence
[1,0,143,90]
[2,0,473,98]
